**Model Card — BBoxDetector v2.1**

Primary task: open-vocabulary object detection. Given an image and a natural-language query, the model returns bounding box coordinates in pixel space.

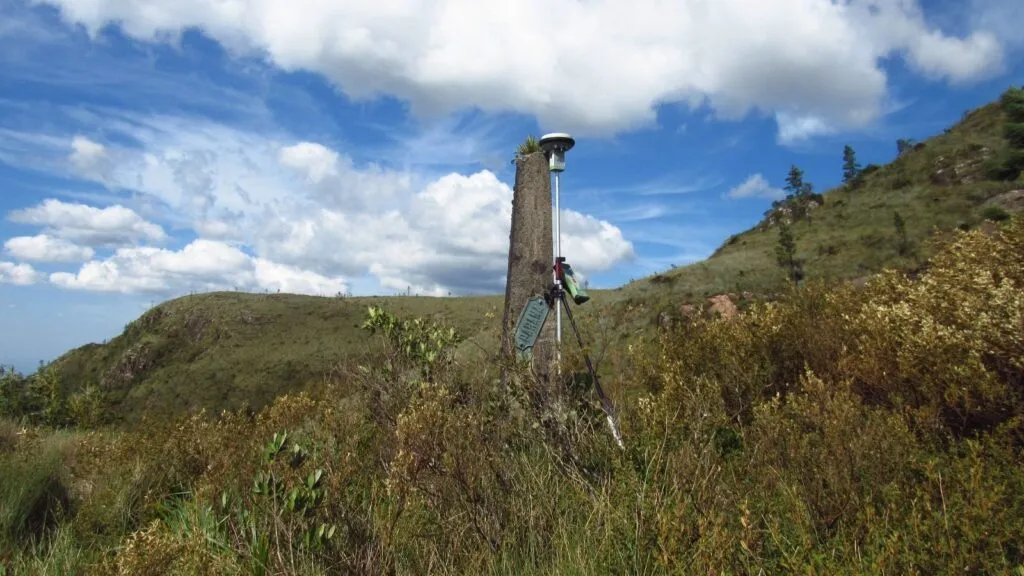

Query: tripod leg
[558,292,624,449]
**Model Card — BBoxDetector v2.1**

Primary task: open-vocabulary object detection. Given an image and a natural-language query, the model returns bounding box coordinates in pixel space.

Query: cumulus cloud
[7,199,167,246]
[35,0,1007,138]
[726,174,785,200]
[277,141,413,213]
[278,142,340,184]
[257,170,633,295]
[50,239,349,295]
[559,210,636,270]
[5,113,633,295]
[0,261,41,285]
[4,234,95,263]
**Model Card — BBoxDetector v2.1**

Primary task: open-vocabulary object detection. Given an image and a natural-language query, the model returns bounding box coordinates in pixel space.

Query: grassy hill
[23,89,1024,426]
[48,292,506,425]
[615,99,1022,311]
[2,88,1023,575]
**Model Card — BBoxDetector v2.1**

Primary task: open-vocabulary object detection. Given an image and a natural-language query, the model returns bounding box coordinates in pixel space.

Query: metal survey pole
[539,133,574,368]
[553,169,562,365]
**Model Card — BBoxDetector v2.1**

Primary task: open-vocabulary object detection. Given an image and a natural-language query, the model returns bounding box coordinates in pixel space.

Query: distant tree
[984,87,1024,181]
[32,364,68,426]
[68,384,106,428]
[784,165,810,197]
[775,221,803,284]
[893,211,910,256]
[782,165,817,222]
[1000,86,1024,162]
[0,365,26,417]
[842,145,862,186]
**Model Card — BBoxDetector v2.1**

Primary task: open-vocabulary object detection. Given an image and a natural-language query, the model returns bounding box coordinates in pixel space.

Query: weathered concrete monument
[500,150,556,383]
[499,136,623,447]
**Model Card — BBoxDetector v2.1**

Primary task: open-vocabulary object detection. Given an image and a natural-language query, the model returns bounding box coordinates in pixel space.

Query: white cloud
[775,113,835,145]
[0,261,41,286]
[559,210,636,269]
[7,199,167,246]
[69,135,106,171]
[4,234,95,263]
[906,30,1003,84]
[727,174,785,200]
[278,142,339,184]
[49,239,349,295]
[5,112,633,295]
[969,0,1024,51]
[34,0,1007,139]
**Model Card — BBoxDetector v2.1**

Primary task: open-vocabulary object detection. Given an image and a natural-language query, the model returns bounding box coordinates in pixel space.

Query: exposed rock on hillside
[930,144,993,185]
[984,189,1024,213]
[708,294,738,319]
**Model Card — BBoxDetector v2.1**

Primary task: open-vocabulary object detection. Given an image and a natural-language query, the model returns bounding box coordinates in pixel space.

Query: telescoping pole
[539,133,574,371]
[554,170,562,367]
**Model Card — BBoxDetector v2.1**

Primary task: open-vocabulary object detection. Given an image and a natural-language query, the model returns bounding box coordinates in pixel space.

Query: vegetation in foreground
[2,215,1022,575]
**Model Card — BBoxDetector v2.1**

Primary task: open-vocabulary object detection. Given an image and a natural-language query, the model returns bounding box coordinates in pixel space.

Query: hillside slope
[47,91,1023,425]
[51,292,503,424]
[615,98,1022,313]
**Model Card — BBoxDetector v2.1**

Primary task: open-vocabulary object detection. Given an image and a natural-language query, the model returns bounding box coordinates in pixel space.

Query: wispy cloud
[375,110,518,175]
[623,221,733,253]
[576,172,724,199]
[599,204,675,223]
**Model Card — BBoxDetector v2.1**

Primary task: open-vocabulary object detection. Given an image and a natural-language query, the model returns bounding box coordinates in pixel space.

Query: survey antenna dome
[539,132,574,172]
[539,132,575,153]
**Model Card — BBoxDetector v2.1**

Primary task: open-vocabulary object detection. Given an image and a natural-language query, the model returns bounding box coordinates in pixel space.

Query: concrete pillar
[500,151,555,384]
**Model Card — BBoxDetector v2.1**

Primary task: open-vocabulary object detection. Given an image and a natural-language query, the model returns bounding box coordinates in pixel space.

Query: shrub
[859,163,881,178]
[983,150,1024,181]
[982,205,1011,222]
[67,385,106,429]
[0,433,73,551]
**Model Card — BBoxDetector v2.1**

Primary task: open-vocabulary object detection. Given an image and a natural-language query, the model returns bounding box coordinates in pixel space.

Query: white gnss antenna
[539,132,575,366]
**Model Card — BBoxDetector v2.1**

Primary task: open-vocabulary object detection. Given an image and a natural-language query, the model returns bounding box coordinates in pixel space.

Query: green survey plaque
[514,296,550,357]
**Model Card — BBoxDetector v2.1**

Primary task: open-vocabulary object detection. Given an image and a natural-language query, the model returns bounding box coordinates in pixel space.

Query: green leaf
[306,469,323,489]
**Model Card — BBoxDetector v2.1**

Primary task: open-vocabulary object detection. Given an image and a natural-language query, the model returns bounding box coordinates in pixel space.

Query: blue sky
[1,0,1022,373]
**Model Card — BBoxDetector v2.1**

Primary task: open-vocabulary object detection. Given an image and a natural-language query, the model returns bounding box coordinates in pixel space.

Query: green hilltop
[615,97,1022,309]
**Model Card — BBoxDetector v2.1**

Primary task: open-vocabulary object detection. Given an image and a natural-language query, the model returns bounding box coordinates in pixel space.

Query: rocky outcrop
[930,144,993,186]
[708,294,738,319]
[983,189,1024,213]
[678,294,740,320]
[758,198,823,230]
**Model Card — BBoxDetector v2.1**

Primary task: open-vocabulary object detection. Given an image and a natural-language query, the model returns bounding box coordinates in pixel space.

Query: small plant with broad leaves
[190,429,340,575]
[361,305,463,380]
